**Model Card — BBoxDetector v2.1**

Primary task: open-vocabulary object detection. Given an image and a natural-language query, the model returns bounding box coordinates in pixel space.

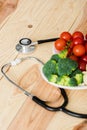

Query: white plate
[41,67,87,90]
[41,45,87,90]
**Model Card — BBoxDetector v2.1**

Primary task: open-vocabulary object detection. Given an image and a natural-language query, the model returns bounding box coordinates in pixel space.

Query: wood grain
[0,0,87,130]
[0,0,19,24]
[8,64,63,130]
[73,120,87,130]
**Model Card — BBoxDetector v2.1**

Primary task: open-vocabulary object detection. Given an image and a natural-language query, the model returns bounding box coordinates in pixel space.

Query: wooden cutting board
[8,64,63,130]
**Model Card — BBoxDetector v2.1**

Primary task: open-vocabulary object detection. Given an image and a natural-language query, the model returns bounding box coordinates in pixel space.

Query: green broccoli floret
[57,58,78,76]
[67,77,78,86]
[48,74,58,83]
[74,74,83,85]
[56,76,78,86]
[58,49,68,59]
[56,76,66,86]
[51,54,59,62]
[64,76,71,86]
[70,69,82,77]
[70,69,83,85]
[42,60,57,78]
[42,51,82,87]
[51,49,68,62]
[57,75,69,86]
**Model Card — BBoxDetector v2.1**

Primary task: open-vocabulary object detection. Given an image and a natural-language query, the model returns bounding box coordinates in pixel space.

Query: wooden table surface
[0,0,87,130]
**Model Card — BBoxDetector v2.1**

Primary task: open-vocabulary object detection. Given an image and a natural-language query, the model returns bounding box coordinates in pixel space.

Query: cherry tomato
[85,34,87,40]
[78,60,86,71]
[84,40,87,44]
[72,31,84,40]
[70,41,74,48]
[60,32,72,41]
[81,55,87,63]
[73,44,85,56]
[85,43,87,53]
[67,48,72,56]
[54,38,66,51]
[69,55,78,61]
[73,37,83,46]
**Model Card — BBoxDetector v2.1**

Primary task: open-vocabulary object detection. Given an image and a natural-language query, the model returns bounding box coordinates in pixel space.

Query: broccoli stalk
[58,49,68,58]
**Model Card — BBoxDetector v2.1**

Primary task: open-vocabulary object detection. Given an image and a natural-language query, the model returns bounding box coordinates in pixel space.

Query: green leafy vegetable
[57,58,78,76]
[42,49,83,87]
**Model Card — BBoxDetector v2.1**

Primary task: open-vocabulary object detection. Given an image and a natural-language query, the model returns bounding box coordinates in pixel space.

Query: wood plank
[0,64,62,130]
[73,120,87,130]
[70,1,87,34]
[7,65,87,130]
[0,0,19,24]
[0,0,87,130]
[0,0,86,66]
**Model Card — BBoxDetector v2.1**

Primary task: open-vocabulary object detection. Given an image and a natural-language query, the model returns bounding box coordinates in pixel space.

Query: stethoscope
[1,56,87,119]
[16,37,58,53]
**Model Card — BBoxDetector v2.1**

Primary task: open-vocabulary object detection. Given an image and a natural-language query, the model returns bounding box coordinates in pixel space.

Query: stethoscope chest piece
[16,37,59,54]
[16,38,36,53]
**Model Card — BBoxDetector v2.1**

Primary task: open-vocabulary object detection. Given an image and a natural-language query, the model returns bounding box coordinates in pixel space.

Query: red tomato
[70,41,74,48]
[60,32,72,41]
[78,60,86,71]
[69,55,78,61]
[72,31,84,40]
[85,43,87,53]
[84,40,87,44]
[67,48,72,56]
[54,38,66,51]
[73,37,83,46]
[81,55,87,63]
[85,34,87,40]
[73,44,85,56]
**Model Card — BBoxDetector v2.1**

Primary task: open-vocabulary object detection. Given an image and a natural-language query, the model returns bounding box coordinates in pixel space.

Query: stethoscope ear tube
[61,107,87,119]
[32,88,68,112]
[32,88,87,118]
[37,38,58,44]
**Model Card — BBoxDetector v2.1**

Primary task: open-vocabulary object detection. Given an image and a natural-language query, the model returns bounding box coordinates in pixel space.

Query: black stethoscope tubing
[19,37,58,45]
[32,89,87,118]
[1,57,87,119]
